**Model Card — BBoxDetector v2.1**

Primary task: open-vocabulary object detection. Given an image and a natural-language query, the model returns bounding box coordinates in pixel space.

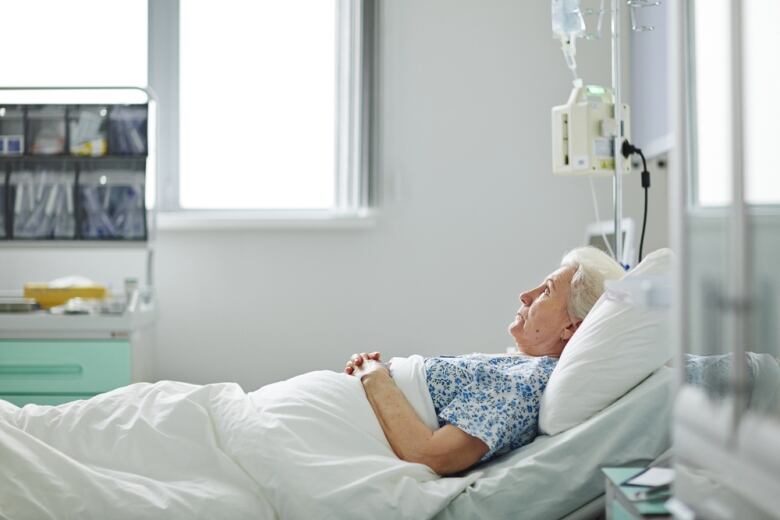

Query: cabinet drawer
[0,340,130,394]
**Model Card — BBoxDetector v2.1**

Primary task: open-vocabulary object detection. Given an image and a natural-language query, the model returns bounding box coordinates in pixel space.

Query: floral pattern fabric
[423,353,558,462]
[685,352,761,400]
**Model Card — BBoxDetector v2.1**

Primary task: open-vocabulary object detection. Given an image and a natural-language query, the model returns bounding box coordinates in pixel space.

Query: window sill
[155,209,376,231]
[687,205,780,217]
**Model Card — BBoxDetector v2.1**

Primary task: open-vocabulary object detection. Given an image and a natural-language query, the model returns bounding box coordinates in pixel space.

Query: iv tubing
[560,35,580,81]
[589,176,616,260]
[611,0,623,264]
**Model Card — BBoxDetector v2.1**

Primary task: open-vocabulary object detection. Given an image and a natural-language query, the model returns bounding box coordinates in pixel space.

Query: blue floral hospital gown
[423,353,558,462]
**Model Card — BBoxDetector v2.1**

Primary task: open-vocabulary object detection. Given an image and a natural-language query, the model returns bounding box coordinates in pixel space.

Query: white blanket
[0,356,477,520]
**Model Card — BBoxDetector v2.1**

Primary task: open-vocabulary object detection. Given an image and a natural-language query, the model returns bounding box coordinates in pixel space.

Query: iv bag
[552,0,585,79]
[551,0,585,38]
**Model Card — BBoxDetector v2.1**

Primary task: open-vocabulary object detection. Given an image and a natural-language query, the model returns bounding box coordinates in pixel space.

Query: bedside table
[0,307,155,406]
[603,467,672,519]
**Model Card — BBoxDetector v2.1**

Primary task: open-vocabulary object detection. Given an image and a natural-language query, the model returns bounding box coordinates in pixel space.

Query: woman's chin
[508,325,524,345]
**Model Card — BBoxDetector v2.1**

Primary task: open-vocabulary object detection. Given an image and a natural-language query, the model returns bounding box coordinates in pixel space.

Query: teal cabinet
[0,340,131,405]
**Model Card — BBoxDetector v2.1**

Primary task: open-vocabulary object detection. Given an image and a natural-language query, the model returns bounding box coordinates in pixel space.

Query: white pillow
[538,248,673,435]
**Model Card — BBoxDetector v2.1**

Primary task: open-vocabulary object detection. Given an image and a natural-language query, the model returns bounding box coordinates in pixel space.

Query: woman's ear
[560,320,582,341]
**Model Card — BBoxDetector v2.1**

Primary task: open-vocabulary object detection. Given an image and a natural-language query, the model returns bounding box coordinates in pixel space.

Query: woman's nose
[519,291,533,305]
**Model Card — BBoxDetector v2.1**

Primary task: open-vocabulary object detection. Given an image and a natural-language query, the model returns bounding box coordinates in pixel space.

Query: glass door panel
[684,0,736,402]
[744,0,780,417]
[687,0,780,417]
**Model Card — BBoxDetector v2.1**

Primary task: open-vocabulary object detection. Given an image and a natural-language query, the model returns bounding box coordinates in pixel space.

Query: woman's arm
[360,369,488,476]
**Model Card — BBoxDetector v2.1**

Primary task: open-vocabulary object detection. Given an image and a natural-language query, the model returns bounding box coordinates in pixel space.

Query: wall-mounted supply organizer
[1,103,149,241]
[0,89,157,407]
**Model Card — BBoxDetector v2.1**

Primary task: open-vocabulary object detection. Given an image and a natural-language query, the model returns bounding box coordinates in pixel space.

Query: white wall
[0,0,668,390]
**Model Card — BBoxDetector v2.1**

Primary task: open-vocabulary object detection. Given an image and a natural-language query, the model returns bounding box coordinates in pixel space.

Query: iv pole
[611,0,624,265]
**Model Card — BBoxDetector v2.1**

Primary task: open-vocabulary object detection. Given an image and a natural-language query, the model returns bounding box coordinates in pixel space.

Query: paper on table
[624,467,675,488]
[48,276,98,288]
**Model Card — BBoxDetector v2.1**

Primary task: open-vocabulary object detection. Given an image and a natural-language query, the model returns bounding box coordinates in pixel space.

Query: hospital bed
[437,366,672,519]
[0,364,673,520]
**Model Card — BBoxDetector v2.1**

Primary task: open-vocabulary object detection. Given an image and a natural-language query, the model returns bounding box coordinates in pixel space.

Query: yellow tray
[23,284,107,309]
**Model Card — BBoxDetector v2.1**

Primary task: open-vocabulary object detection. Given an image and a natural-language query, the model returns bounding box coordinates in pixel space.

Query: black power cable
[621,140,651,263]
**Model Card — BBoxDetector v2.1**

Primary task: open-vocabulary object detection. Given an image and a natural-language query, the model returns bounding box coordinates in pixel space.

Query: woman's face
[508,266,580,357]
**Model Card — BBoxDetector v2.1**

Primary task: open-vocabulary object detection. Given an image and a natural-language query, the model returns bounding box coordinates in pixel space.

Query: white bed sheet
[436,366,673,520]
[0,355,474,520]
[0,360,671,520]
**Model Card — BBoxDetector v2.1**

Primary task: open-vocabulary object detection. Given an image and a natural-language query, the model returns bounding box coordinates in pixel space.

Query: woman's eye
[544,287,551,296]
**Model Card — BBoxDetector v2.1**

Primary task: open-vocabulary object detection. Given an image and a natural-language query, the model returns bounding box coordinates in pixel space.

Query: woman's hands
[344,352,390,380]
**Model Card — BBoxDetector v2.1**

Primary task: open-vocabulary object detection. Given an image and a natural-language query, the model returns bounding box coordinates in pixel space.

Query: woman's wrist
[360,365,392,383]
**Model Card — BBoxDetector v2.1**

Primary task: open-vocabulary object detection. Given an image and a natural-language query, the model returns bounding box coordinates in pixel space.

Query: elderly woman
[344,246,624,476]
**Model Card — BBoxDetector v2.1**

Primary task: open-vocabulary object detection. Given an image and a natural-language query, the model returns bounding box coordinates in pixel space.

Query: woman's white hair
[560,246,625,321]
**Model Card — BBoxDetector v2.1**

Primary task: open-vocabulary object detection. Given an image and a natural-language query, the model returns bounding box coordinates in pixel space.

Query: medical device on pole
[551,84,631,177]
[550,0,659,267]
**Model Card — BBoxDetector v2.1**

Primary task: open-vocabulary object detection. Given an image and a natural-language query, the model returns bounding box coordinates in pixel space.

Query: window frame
[148,0,374,228]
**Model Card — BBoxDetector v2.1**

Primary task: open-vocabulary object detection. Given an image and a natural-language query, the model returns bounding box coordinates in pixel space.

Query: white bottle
[124,277,139,313]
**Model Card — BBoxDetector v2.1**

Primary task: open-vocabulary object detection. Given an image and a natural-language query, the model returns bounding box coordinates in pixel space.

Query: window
[154,0,371,219]
[692,0,780,207]
[0,0,147,88]
[743,0,780,205]
[691,0,731,207]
